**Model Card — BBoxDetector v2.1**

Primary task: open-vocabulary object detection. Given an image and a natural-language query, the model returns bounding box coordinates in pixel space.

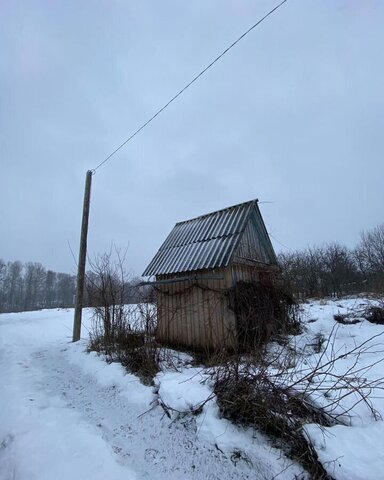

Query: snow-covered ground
[297,297,384,480]
[0,308,303,480]
[1,298,384,480]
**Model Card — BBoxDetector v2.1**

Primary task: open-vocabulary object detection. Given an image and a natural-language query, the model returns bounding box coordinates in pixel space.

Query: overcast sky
[1,0,383,276]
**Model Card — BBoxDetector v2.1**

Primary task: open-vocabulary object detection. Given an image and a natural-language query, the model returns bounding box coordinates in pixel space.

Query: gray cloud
[1,0,383,275]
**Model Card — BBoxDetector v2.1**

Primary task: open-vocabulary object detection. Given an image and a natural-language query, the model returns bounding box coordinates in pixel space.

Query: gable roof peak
[175,198,258,227]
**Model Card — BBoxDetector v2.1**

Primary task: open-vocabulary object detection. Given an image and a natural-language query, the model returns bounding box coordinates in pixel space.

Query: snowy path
[30,346,251,480]
[0,310,301,480]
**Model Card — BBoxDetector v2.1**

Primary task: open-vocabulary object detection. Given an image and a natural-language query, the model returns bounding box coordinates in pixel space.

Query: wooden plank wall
[156,264,279,350]
[156,268,237,350]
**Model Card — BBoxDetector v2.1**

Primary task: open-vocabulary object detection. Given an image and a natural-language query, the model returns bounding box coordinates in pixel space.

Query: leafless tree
[87,247,129,343]
[86,246,160,384]
[0,259,76,312]
[356,223,384,292]
[23,262,46,310]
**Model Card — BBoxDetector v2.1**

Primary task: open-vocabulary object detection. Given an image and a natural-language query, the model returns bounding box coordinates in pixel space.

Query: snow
[0,309,136,480]
[295,297,384,479]
[156,369,212,412]
[0,308,303,480]
[305,423,384,480]
[156,368,284,471]
[1,297,383,479]
[67,346,153,407]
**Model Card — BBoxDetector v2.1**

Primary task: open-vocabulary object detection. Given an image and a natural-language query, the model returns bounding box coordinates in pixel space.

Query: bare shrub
[364,305,384,325]
[205,323,384,479]
[119,340,160,385]
[311,333,326,353]
[136,301,157,335]
[213,364,332,479]
[230,280,301,350]
[333,313,361,325]
[87,247,159,384]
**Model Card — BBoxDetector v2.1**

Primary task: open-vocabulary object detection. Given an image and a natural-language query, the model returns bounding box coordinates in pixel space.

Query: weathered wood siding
[230,263,280,284]
[156,268,237,350]
[232,207,277,266]
[155,263,279,350]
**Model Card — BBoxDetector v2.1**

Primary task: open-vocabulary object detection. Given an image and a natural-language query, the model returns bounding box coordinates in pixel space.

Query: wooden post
[73,170,93,342]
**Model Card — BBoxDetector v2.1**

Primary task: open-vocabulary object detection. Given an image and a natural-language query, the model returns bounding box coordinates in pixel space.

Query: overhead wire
[92,0,288,172]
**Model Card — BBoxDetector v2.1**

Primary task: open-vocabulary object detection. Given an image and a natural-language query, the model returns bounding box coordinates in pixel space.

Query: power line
[93,0,288,172]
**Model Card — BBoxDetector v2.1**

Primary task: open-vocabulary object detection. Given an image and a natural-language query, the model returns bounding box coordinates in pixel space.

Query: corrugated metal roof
[143,200,257,276]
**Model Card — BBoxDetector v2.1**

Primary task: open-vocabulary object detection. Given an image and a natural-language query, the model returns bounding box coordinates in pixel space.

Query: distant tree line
[279,223,384,298]
[0,256,151,313]
[0,260,76,313]
[2,224,382,312]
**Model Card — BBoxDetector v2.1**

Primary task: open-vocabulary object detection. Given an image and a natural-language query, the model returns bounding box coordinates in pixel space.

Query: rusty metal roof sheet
[143,200,257,276]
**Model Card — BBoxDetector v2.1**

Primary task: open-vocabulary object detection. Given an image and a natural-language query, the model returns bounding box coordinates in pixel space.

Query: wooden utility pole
[73,170,93,342]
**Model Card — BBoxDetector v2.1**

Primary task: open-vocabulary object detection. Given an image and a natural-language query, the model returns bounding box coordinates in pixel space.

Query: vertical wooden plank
[156,281,165,344]
[200,281,206,351]
[213,274,221,350]
[205,272,213,351]
[169,278,174,345]
[181,279,188,347]
[157,287,163,341]
[190,282,197,349]
[195,281,202,350]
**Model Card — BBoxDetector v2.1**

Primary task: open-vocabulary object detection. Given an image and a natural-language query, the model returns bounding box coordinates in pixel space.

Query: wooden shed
[143,199,279,351]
